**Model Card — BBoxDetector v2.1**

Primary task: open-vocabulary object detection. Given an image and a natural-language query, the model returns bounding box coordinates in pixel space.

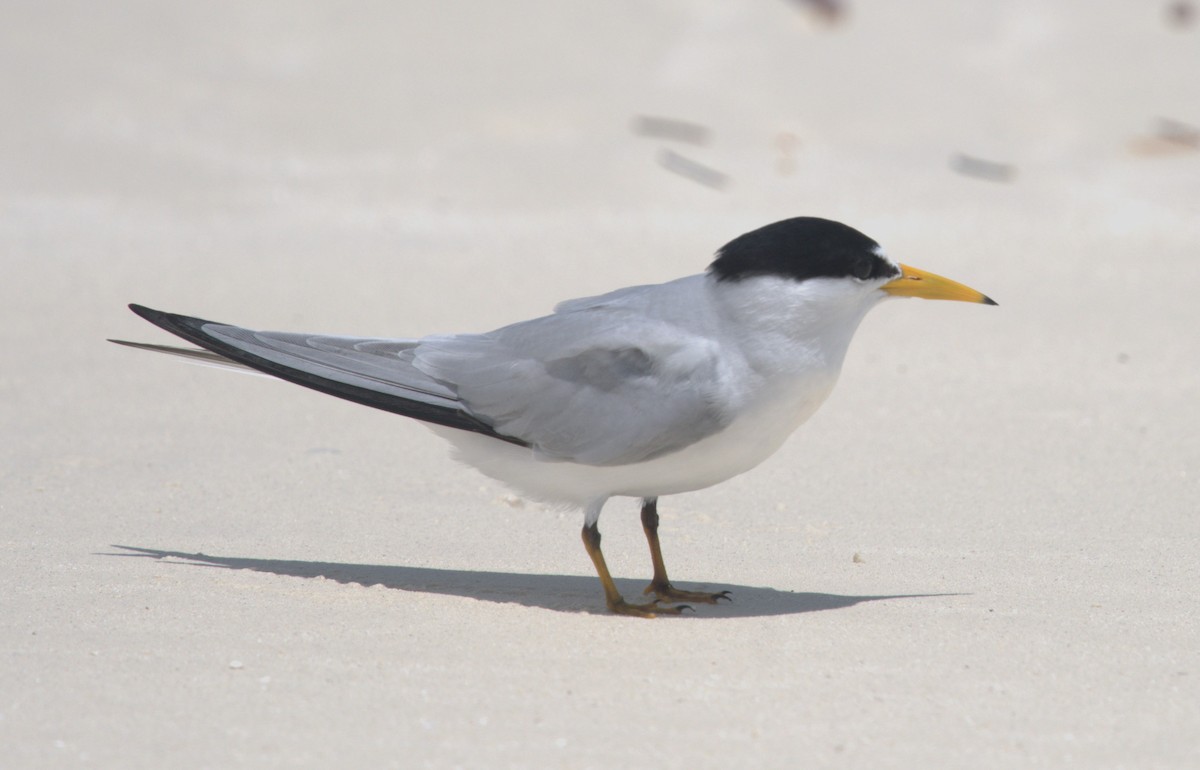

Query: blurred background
[2,2,1198,767]
[5,0,1196,331]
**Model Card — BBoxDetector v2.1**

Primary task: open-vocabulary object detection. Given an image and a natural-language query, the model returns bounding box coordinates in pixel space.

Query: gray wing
[121,288,736,465]
[119,305,521,444]
[412,308,735,466]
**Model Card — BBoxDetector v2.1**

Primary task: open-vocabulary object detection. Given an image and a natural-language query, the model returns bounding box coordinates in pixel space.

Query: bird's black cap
[708,217,899,284]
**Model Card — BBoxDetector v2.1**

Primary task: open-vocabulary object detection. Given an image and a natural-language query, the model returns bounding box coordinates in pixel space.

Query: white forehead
[872,243,900,269]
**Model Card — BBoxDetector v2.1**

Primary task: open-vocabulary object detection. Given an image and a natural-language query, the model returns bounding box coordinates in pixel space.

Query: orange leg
[640,498,731,605]
[581,521,689,618]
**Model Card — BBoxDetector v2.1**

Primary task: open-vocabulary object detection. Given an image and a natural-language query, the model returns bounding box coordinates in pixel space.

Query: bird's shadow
[103,545,960,618]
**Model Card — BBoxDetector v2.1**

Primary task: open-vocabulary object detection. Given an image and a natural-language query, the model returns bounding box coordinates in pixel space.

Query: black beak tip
[982,295,998,306]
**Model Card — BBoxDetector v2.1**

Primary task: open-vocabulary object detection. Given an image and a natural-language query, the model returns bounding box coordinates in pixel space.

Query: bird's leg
[581,521,689,618]
[640,497,731,604]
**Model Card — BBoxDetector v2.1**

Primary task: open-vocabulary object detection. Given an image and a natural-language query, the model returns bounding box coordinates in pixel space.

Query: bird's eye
[853,257,874,281]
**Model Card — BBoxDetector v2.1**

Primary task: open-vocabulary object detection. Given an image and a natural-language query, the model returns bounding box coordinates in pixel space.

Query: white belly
[428,370,837,509]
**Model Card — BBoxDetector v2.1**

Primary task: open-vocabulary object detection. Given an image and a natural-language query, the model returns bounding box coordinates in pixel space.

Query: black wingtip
[120,301,530,448]
[125,304,223,342]
[129,303,163,322]
[129,303,190,324]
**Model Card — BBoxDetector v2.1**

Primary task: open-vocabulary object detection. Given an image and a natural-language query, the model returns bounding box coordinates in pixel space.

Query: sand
[3,1,1198,767]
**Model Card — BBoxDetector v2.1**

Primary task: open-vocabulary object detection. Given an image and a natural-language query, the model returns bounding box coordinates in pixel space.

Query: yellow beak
[882,263,997,305]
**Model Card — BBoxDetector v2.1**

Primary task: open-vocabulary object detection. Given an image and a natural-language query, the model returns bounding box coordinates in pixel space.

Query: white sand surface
[3,1,1199,767]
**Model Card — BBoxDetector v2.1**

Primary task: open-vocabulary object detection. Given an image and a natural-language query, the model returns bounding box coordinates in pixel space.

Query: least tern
[112,217,995,617]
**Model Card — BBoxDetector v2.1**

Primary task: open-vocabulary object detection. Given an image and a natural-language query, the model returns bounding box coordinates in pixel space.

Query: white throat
[708,273,885,381]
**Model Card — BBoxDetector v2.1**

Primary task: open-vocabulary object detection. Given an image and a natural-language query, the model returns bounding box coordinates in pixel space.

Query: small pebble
[658,149,730,190]
[950,153,1016,183]
[631,115,711,146]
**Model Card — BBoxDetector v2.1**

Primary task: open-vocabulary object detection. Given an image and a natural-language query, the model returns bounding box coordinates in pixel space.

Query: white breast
[428,270,883,511]
[428,364,838,508]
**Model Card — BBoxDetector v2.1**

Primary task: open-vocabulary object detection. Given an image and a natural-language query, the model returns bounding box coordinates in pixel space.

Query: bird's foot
[607,597,694,618]
[644,581,732,605]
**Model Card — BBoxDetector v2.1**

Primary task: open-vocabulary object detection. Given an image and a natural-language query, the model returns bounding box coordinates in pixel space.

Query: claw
[608,598,692,618]
[646,581,733,605]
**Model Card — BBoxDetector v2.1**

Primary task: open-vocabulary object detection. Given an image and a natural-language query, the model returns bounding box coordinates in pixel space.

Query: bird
[111,216,995,617]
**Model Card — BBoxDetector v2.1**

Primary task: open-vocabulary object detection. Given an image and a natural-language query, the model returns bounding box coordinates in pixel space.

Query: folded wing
[121,294,735,466]
[413,309,734,465]
[121,304,522,445]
